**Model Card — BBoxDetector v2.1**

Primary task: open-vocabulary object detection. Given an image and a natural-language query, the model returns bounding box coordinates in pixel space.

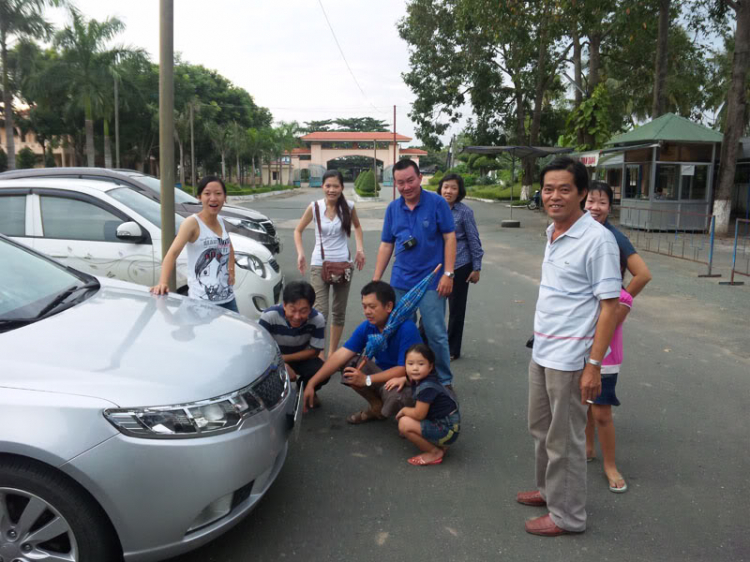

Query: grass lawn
[425,182,538,203]
[180,184,298,196]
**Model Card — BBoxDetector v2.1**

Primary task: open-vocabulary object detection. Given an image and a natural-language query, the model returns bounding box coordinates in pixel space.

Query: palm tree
[52,10,127,166]
[229,120,246,185]
[174,108,190,187]
[1,0,62,170]
[245,127,260,187]
[205,121,229,179]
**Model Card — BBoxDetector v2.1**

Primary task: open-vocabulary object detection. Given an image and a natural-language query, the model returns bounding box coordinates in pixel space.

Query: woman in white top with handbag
[294,170,365,357]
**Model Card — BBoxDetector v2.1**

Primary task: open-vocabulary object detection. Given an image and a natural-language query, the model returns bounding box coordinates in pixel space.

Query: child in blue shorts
[391,343,460,466]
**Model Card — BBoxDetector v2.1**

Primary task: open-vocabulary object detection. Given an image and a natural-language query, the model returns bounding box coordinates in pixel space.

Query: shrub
[16,147,38,169]
[359,170,377,193]
[428,170,444,186]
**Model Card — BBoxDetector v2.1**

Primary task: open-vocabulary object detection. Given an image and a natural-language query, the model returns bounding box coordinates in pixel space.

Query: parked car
[0,178,283,319]
[0,167,282,254]
[0,233,298,561]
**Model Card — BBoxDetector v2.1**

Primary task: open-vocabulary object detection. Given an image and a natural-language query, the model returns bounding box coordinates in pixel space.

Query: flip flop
[608,479,628,493]
[346,409,385,425]
[408,455,443,466]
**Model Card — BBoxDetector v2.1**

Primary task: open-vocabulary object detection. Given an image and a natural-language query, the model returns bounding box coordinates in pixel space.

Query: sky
[46,0,453,146]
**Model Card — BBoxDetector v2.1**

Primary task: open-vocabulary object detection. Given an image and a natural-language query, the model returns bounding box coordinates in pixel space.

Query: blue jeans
[395,288,453,386]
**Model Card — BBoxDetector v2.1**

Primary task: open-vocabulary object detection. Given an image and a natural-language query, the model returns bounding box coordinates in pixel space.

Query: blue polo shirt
[381,188,455,290]
[343,319,423,371]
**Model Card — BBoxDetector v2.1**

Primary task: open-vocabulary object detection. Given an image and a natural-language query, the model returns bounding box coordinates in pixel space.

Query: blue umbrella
[359,263,442,367]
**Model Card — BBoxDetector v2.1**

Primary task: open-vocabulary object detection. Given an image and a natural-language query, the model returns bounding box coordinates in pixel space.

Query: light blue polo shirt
[381,188,455,291]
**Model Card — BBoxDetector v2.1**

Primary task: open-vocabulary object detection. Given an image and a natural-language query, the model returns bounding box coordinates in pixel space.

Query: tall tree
[652,0,672,117]
[699,0,750,234]
[0,0,60,170]
[53,10,127,166]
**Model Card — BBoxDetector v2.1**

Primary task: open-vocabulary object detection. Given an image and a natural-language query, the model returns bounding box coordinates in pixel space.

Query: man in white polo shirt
[517,157,621,537]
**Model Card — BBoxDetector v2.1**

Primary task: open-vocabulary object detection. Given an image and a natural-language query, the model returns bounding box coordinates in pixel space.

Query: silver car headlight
[225,217,267,235]
[235,252,266,277]
[103,369,287,439]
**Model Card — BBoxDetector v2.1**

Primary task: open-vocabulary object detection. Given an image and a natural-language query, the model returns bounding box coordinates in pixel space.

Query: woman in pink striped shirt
[584,182,652,494]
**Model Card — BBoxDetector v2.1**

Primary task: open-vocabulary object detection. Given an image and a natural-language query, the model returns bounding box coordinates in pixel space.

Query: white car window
[40,196,122,242]
[108,187,184,231]
[0,195,26,236]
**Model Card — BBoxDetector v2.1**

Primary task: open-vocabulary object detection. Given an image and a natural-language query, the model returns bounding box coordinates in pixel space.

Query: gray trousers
[528,359,588,532]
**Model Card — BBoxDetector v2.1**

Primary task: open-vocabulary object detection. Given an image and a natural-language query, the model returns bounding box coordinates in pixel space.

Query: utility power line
[316,0,385,114]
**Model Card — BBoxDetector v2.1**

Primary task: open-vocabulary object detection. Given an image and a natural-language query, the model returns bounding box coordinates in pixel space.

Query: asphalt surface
[171,186,750,562]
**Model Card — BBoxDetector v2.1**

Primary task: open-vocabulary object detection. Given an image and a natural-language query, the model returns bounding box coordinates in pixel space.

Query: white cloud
[45,0,462,145]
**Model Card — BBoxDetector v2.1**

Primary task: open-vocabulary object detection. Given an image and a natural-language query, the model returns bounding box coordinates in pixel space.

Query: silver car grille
[269,258,280,273]
[251,365,285,409]
[260,220,276,237]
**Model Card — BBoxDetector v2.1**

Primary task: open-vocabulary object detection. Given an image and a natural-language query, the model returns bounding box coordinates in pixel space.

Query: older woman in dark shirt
[437,173,484,360]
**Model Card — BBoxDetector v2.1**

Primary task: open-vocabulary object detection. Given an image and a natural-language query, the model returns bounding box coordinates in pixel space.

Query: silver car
[0,235,297,561]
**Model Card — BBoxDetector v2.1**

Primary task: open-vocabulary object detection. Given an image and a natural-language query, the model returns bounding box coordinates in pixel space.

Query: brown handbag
[314,201,353,285]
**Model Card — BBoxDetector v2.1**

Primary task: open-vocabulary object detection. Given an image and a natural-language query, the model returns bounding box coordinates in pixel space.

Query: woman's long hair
[322,169,351,237]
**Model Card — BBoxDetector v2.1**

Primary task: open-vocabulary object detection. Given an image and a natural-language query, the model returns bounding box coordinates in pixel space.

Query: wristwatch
[444,271,455,279]
[365,375,372,387]
[587,358,602,367]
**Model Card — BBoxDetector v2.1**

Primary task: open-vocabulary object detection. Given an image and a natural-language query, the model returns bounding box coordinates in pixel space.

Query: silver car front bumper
[62,386,296,562]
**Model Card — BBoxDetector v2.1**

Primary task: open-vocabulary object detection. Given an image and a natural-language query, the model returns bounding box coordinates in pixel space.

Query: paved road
[172,187,750,562]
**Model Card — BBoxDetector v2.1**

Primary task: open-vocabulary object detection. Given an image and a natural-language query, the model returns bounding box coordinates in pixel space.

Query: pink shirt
[601,289,633,374]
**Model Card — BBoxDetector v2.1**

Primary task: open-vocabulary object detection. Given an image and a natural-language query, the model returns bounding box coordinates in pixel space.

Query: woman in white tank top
[294,170,366,357]
[151,176,238,312]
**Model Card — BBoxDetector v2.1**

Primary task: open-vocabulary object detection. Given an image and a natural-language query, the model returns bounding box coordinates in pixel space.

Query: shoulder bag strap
[313,201,326,261]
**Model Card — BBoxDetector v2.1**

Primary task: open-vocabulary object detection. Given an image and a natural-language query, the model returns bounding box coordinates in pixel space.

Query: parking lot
[168,187,750,562]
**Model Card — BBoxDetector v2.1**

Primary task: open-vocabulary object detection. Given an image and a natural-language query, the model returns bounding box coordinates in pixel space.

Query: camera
[402,236,418,251]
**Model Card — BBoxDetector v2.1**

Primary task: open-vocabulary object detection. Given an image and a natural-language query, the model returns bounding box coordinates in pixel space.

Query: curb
[227,187,300,203]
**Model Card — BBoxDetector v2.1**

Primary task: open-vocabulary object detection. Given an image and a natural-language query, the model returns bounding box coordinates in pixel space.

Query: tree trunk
[572,26,584,146]
[103,119,113,168]
[221,151,226,179]
[714,1,750,235]
[2,35,16,170]
[277,160,281,185]
[84,96,95,167]
[236,153,241,186]
[583,33,602,148]
[178,141,185,187]
[652,0,671,117]
[251,154,257,187]
[526,18,550,199]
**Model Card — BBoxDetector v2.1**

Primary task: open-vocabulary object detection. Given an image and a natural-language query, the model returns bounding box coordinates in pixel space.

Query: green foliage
[356,170,379,195]
[16,147,38,169]
[44,147,56,167]
[468,183,530,201]
[301,117,388,133]
[427,170,444,186]
[562,84,614,151]
[0,148,7,172]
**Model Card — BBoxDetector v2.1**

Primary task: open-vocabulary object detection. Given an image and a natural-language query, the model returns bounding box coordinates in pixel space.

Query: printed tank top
[186,215,234,304]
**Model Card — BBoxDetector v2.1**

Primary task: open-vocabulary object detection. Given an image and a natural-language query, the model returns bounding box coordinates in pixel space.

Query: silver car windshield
[108,187,184,231]
[128,174,199,205]
[0,239,80,318]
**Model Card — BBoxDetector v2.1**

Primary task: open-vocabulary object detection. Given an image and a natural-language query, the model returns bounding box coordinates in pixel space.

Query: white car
[0,178,283,319]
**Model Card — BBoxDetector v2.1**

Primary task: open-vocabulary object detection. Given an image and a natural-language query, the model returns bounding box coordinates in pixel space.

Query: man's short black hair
[437,173,466,202]
[361,281,396,308]
[540,156,589,195]
[283,280,316,307]
[393,159,421,177]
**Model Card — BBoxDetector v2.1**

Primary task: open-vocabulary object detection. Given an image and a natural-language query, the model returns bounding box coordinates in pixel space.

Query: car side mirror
[116,221,146,242]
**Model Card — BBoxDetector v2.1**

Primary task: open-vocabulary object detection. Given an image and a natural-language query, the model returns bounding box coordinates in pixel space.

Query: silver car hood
[0,280,278,407]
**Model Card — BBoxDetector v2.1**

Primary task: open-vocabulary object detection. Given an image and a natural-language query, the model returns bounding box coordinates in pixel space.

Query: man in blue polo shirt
[373,159,456,387]
[302,281,423,423]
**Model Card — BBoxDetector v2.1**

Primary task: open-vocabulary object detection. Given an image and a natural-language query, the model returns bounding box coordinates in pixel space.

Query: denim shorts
[216,298,239,313]
[421,412,460,446]
[593,372,621,406]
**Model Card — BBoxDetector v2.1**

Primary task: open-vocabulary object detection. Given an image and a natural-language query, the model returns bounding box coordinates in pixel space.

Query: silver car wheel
[0,487,79,562]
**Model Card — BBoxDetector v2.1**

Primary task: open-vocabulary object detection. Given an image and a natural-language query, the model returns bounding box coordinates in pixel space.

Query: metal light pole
[190,100,196,195]
[159,0,176,290]
[114,77,120,169]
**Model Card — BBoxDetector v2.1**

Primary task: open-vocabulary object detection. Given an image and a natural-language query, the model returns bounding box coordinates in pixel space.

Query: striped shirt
[532,212,622,372]
[258,305,326,354]
[452,201,484,270]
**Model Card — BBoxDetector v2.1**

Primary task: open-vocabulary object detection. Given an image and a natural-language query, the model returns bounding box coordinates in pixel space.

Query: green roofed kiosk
[596,113,722,230]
